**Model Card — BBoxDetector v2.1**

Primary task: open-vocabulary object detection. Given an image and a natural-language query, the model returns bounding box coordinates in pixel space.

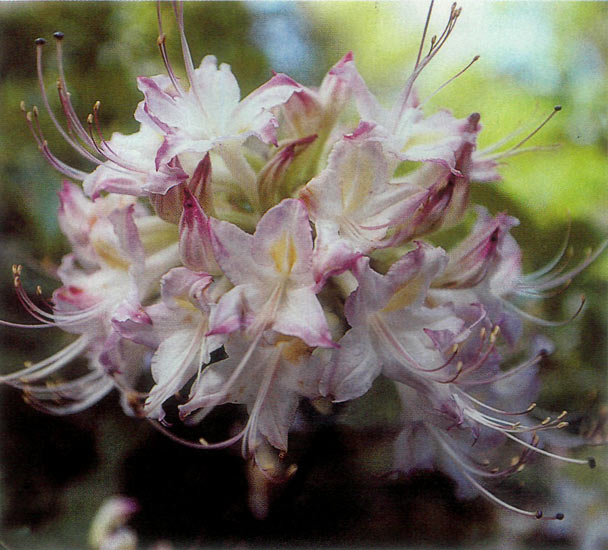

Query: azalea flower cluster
[2,2,604,520]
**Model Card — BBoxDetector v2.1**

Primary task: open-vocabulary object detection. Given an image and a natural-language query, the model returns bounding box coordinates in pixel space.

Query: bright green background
[0,2,606,549]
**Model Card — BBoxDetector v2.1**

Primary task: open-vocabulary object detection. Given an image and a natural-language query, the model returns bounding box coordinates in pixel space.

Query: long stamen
[90,102,142,177]
[457,387,537,417]
[156,1,185,96]
[149,418,248,450]
[36,37,102,164]
[181,330,265,425]
[510,105,561,152]
[395,3,462,128]
[372,315,428,372]
[414,0,434,70]
[422,344,460,373]
[430,427,564,520]
[422,55,480,106]
[517,279,572,299]
[172,0,214,129]
[503,431,595,468]
[242,347,283,458]
[23,380,113,416]
[24,107,89,180]
[144,321,207,415]
[524,240,607,293]
[462,348,544,386]
[480,106,563,164]
[0,335,90,384]
[22,371,108,398]
[435,360,463,383]
[500,295,585,327]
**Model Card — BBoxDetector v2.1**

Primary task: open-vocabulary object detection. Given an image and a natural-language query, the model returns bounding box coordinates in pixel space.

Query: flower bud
[179,188,220,275]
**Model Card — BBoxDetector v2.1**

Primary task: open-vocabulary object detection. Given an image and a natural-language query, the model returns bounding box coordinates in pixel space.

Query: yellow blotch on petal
[277,336,311,364]
[381,272,425,313]
[93,242,130,271]
[340,152,374,216]
[270,233,298,276]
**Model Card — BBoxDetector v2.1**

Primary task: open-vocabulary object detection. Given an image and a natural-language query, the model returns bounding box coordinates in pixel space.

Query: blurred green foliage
[0,2,605,549]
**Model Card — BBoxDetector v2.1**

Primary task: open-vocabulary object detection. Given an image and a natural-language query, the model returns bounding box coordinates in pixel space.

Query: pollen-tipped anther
[588,457,596,469]
[286,463,298,478]
[53,31,64,41]
[555,513,564,520]
[35,38,46,46]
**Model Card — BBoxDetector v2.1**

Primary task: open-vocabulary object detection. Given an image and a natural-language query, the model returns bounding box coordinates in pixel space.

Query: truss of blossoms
[1,1,606,522]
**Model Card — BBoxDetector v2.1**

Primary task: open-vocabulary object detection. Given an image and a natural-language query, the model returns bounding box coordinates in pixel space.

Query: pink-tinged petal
[328,55,387,125]
[108,205,145,271]
[188,153,215,216]
[210,218,259,286]
[257,388,300,452]
[242,108,279,146]
[251,199,314,284]
[160,267,213,311]
[97,330,125,376]
[383,242,448,310]
[231,72,301,141]
[142,158,189,195]
[155,134,214,171]
[345,243,448,327]
[258,135,318,211]
[207,286,247,336]
[392,418,435,475]
[281,88,323,137]
[134,74,174,127]
[52,280,100,318]
[84,166,146,199]
[111,301,155,347]
[320,327,380,402]
[311,221,361,290]
[319,51,354,108]
[137,76,189,131]
[145,328,203,421]
[273,287,336,349]
[179,189,220,275]
[83,122,182,199]
[303,129,424,254]
[58,181,94,250]
[435,206,520,290]
[149,182,185,224]
[344,256,389,324]
[190,56,241,133]
[422,304,485,354]
[150,154,213,224]
[395,110,466,171]
[181,335,317,451]
[469,157,501,182]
